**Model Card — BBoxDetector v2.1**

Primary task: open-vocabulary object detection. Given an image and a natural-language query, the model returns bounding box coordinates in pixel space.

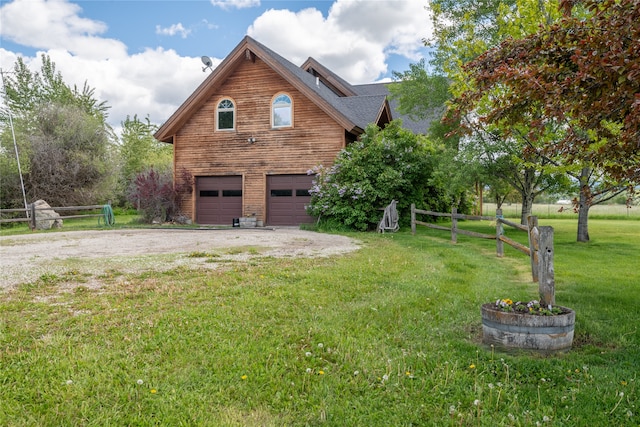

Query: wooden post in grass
[528,216,539,282]
[451,206,457,244]
[29,203,36,230]
[496,209,504,257]
[411,204,416,235]
[537,226,555,306]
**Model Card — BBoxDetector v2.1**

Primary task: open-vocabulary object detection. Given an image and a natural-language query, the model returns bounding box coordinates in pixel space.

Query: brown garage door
[196,176,242,225]
[267,174,315,226]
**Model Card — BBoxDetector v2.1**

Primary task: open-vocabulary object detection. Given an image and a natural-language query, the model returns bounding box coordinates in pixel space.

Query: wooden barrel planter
[481,303,575,354]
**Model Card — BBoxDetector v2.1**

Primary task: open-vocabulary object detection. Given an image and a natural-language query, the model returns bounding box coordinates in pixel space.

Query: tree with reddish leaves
[451,0,639,241]
[453,0,639,186]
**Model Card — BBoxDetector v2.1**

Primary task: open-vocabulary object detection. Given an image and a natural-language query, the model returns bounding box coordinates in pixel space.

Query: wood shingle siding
[172,57,344,224]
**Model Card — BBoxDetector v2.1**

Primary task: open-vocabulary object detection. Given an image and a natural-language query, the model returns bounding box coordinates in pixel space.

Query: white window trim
[271,93,293,129]
[216,97,236,131]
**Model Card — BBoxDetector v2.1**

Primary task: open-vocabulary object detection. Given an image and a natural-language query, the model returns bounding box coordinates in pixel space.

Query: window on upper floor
[217,98,235,130]
[272,93,292,128]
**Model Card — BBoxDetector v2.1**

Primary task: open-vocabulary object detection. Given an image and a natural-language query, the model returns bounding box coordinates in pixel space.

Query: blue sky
[0,0,433,130]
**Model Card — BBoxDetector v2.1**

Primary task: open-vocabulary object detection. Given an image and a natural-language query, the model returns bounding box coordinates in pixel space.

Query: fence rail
[410,205,552,288]
[0,203,113,229]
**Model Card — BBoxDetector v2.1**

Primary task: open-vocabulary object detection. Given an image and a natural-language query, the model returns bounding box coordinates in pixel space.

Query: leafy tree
[389,62,486,213]
[118,115,172,204]
[451,0,639,240]
[455,0,639,184]
[307,121,448,231]
[388,60,451,123]
[428,0,520,78]
[0,139,26,210]
[389,0,565,223]
[26,103,114,206]
[1,55,115,209]
[3,55,110,124]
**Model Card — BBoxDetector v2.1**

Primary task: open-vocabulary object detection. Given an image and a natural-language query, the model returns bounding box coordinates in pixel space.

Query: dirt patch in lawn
[0,228,360,291]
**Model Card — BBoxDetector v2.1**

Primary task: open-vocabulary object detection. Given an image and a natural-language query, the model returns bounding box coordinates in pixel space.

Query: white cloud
[155,23,192,39]
[248,0,431,84]
[210,0,260,10]
[41,47,216,129]
[200,19,219,30]
[0,0,214,131]
[0,0,127,60]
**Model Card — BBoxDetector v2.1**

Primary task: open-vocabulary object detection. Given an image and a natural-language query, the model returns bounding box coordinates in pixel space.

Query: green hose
[99,204,115,227]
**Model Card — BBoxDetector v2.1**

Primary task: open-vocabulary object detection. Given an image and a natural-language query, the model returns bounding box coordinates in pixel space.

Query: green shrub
[307,121,449,230]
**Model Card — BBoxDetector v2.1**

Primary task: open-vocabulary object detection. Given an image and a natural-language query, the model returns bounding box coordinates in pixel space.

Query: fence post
[451,206,457,244]
[29,203,36,230]
[537,226,555,306]
[496,208,504,257]
[411,204,416,235]
[528,216,539,282]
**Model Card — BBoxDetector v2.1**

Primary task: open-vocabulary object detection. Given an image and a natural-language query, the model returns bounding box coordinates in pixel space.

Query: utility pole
[1,68,29,217]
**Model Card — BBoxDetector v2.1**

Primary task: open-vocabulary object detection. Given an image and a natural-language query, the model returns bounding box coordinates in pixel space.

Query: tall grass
[1,220,638,426]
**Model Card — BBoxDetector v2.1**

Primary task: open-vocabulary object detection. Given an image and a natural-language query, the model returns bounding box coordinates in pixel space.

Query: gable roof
[154,36,392,143]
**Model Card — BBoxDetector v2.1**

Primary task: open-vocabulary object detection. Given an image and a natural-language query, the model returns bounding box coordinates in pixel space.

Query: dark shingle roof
[249,37,388,131]
[353,83,443,135]
[335,95,388,129]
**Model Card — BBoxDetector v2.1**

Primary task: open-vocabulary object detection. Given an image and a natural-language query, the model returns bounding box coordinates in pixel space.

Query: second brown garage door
[196,176,242,225]
[267,174,315,226]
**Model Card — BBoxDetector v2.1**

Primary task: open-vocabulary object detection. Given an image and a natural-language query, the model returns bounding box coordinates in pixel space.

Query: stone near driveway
[33,199,63,230]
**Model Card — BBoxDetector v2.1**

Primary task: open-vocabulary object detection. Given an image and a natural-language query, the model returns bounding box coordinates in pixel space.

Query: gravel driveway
[0,228,360,290]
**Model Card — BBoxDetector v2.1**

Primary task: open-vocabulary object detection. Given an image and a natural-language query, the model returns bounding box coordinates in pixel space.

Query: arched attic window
[272,93,292,128]
[216,98,235,130]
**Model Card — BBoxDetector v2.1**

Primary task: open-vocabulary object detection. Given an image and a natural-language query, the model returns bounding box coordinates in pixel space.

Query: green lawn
[1,219,638,426]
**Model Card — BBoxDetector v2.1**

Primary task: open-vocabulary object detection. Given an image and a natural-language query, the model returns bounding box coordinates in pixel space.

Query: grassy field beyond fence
[482,202,639,220]
[1,219,638,426]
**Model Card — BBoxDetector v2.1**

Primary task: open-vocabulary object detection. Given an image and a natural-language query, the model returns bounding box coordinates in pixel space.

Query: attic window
[217,98,235,130]
[272,93,292,128]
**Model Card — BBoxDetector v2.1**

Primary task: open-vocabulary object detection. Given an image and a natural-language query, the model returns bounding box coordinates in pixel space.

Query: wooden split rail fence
[410,204,555,302]
[0,203,113,230]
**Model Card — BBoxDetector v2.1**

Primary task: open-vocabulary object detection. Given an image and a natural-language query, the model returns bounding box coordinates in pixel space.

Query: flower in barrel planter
[495,298,565,316]
[482,298,576,353]
[482,224,575,353]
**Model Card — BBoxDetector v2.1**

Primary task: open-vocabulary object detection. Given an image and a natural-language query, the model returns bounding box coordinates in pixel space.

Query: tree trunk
[520,167,536,225]
[577,167,591,242]
[521,193,535,225]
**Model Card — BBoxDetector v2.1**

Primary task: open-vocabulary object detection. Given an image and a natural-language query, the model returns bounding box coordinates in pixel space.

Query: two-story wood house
[154,36,430,226]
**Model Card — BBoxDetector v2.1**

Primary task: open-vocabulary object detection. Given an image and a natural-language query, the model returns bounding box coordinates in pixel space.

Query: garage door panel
[196,176,242,225]
[267,175,314,226]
